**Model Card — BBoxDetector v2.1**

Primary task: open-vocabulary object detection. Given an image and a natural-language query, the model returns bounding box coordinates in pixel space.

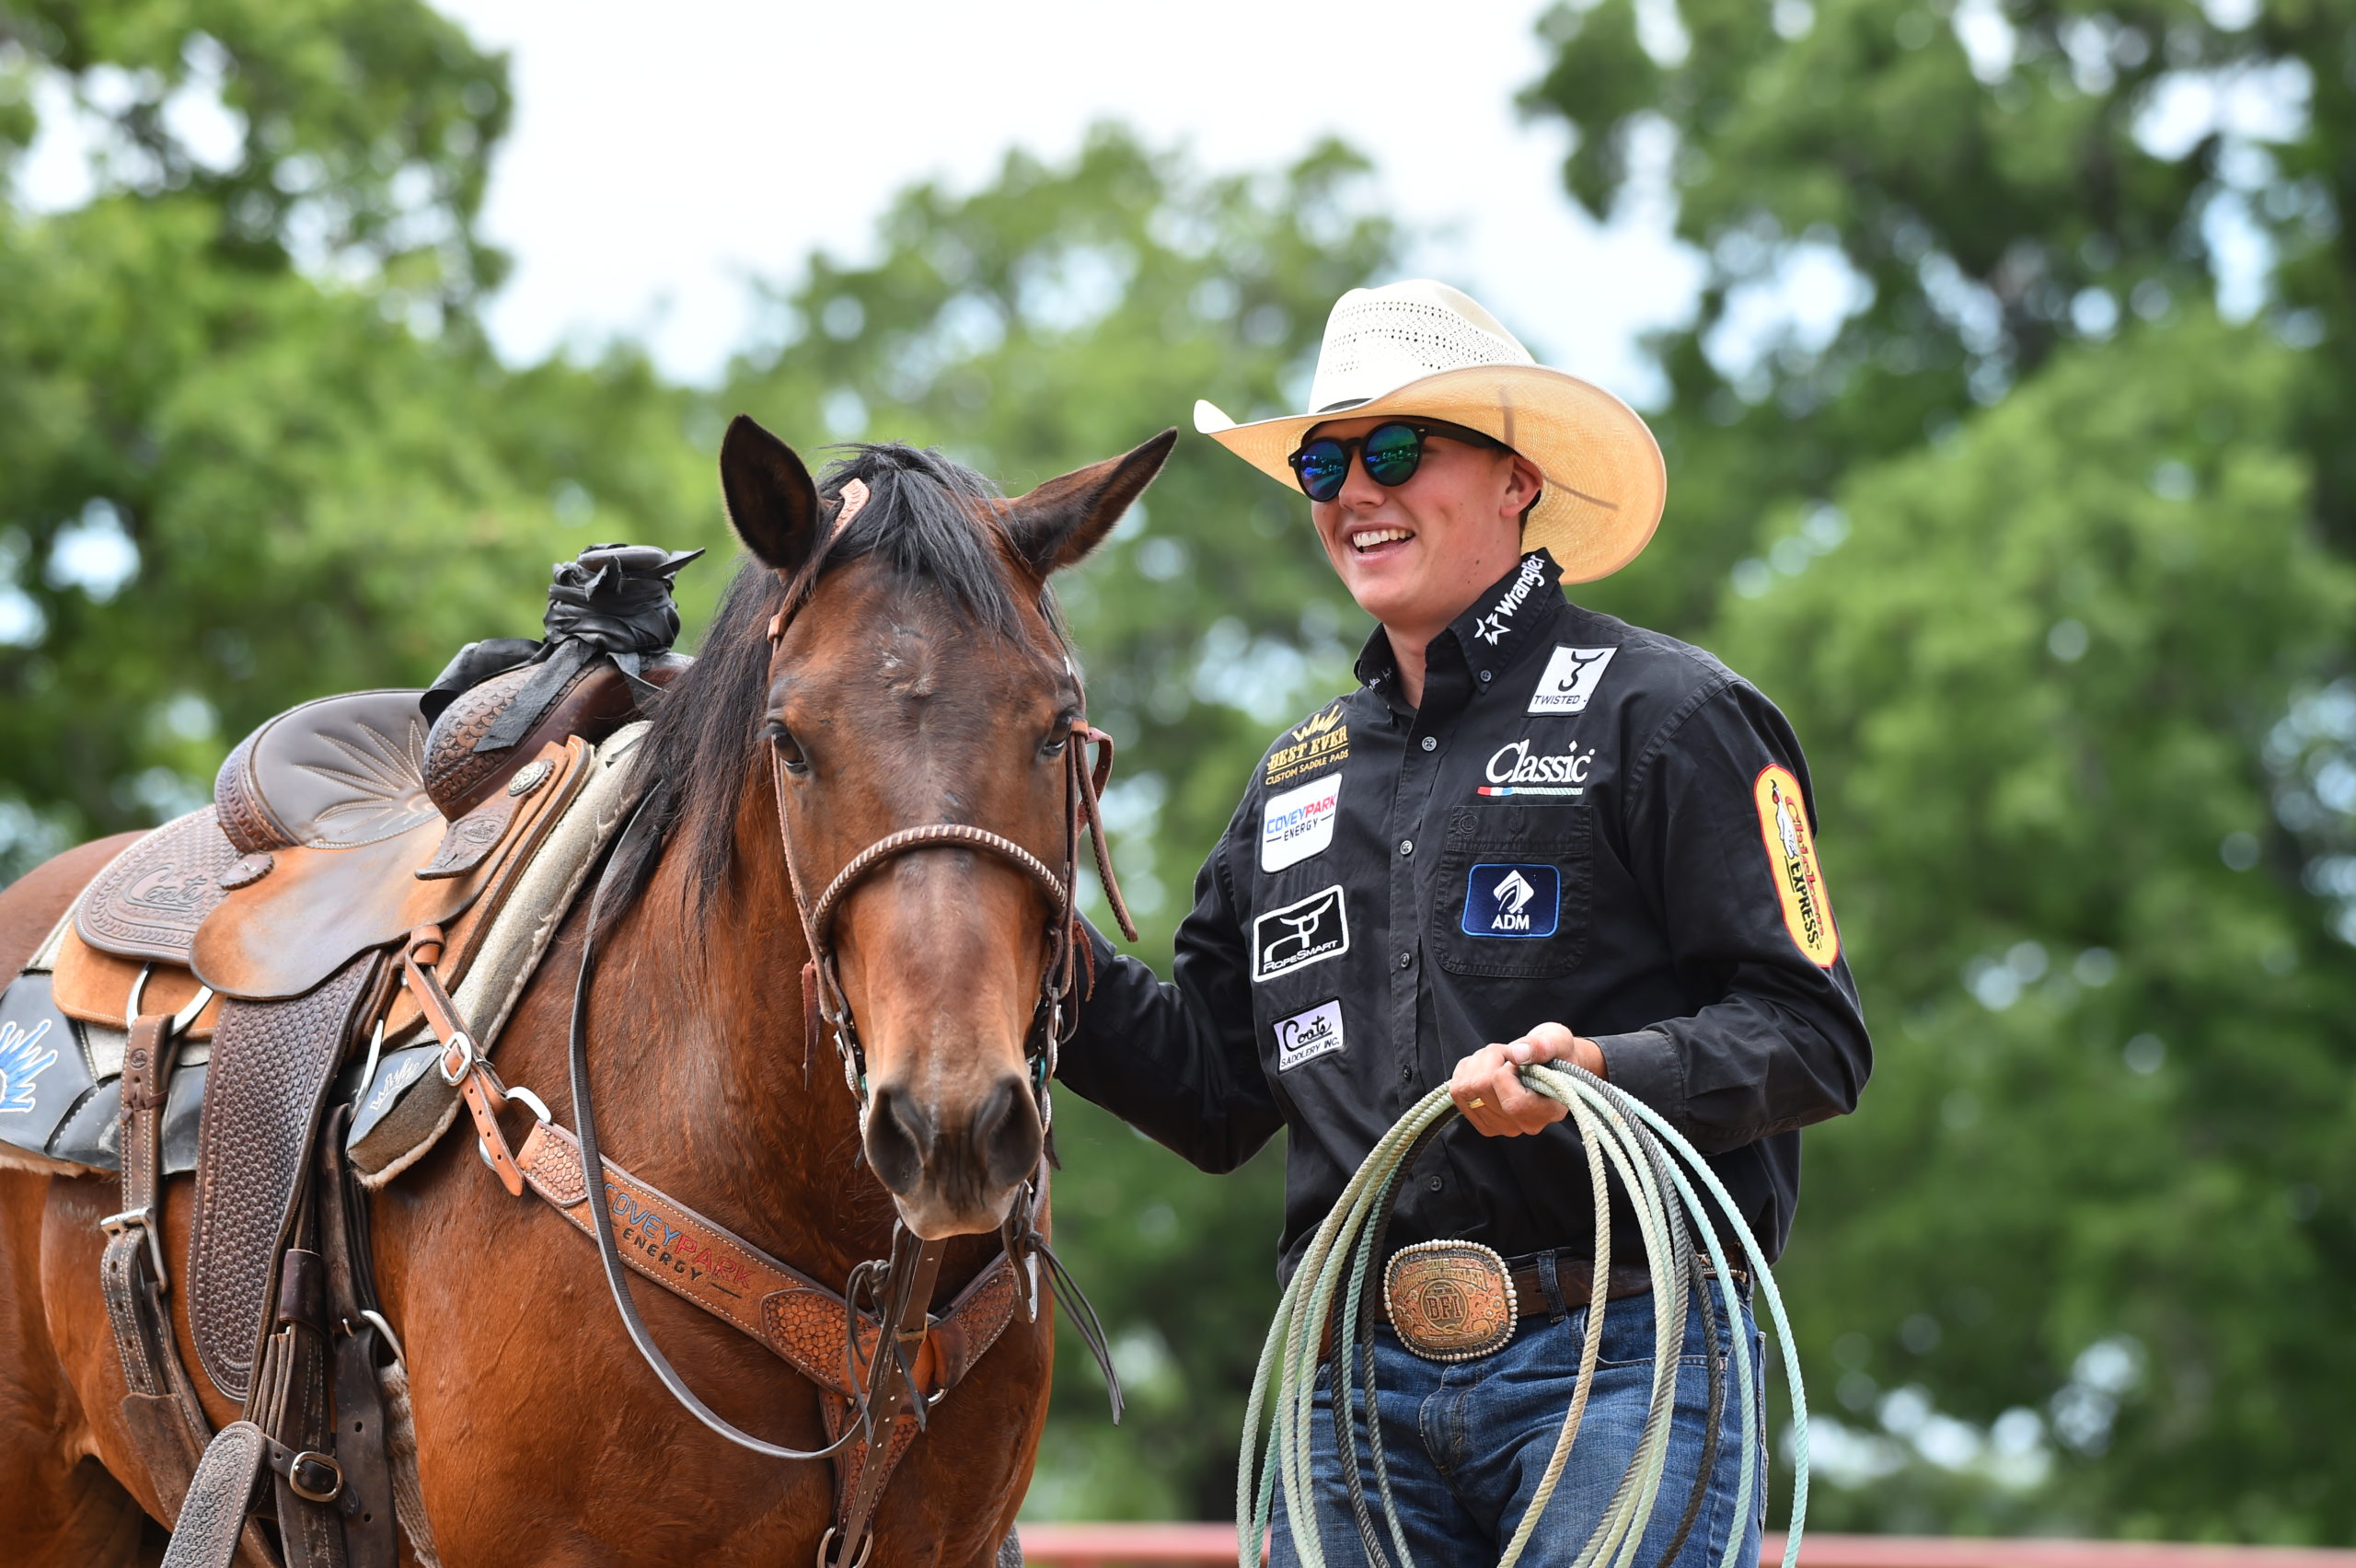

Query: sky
[430,0,1706,403]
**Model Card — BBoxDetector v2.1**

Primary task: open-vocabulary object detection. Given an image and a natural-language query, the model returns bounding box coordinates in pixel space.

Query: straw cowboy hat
[1194,280,1666,583]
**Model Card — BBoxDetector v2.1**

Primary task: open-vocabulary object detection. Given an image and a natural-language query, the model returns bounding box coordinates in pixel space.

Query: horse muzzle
[864,1071,1042,1239]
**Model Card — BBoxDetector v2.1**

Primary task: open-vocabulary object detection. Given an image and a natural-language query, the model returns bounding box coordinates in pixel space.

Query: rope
[1238,1064,1812,1568]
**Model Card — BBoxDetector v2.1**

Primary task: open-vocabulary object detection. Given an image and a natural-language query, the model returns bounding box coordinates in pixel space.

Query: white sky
[433,0,1705,402]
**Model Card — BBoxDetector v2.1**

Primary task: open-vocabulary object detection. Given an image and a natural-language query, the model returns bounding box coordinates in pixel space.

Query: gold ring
[1466,1097,1484,1110]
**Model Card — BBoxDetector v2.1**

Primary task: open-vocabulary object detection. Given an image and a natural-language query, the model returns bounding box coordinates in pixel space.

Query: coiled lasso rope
[1237,1063,1811,1568]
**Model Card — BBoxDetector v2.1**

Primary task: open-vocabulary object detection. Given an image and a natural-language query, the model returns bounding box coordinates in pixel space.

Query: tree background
[4,0,2352,1540]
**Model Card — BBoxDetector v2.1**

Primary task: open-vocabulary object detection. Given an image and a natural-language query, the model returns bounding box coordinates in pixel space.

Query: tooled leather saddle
[26,544,699,1568]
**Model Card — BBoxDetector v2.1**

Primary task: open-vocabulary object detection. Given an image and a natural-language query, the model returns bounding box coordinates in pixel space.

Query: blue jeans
[1270,1273,1766,1568]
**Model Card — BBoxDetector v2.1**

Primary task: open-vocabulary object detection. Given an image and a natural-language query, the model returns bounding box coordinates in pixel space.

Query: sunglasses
[1285,420,1504,503]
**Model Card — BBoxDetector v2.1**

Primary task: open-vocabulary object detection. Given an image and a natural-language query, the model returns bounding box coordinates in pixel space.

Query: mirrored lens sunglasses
[1285,420,1505,503]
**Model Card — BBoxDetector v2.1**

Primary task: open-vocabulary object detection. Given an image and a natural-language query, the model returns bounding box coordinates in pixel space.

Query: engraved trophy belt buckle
[1383,1239,1519,1362]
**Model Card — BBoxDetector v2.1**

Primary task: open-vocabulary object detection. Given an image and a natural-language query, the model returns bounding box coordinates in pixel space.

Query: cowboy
[1057,280,1870,1564]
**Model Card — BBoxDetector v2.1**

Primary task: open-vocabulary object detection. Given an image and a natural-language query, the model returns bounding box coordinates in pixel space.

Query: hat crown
[1307,280,1537,415]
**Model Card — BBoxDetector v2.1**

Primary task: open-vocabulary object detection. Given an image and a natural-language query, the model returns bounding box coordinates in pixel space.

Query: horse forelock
[607,442,1074,936]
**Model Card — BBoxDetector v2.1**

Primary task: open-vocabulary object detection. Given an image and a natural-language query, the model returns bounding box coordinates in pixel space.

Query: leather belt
[1513,1252,1645,1314]
[1320,1249,1750,1359]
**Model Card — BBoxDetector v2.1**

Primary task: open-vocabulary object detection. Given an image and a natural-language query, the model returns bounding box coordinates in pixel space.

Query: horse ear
[719,414,823,575]
[1004,428,1179,577]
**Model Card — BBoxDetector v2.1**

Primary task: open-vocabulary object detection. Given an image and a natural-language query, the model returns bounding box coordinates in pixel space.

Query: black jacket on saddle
[1058,551,1871,1284]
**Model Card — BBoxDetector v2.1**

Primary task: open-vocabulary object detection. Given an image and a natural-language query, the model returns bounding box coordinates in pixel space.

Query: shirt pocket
[1429,803,1593,979]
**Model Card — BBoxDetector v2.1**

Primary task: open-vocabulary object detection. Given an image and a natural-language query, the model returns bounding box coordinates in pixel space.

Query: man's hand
[1449,1022,1607,1137]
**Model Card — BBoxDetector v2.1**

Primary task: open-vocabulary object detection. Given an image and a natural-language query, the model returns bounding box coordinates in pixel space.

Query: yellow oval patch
[1753,764,1839,967]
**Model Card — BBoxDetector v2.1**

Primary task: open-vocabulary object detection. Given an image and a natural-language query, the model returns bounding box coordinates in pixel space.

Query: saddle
[21,544,698,1568]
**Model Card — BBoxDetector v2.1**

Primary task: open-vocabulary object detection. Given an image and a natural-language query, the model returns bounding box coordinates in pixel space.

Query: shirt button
[1420,735,1438,752]
[1396,951,1413,970]
[1399,839,1414,856]
[1426,1176,1444,1193]
[1478,670,1493,684]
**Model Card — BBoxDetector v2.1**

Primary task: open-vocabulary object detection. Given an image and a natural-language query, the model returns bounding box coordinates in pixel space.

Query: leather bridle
[558,492,1136,1568]
[774,715,1136,1122]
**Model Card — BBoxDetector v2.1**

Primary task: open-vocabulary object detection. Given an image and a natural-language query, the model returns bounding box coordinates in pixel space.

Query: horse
[0,414,1176,1566]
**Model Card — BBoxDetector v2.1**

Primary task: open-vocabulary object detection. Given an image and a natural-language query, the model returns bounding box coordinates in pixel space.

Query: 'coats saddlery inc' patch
[1753,764,1839,966]
[1274,999,1345,1071]
[1461,863,1561,939]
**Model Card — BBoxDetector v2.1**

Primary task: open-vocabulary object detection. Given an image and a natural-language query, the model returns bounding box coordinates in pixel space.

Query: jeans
[1269,1270,1766,1568]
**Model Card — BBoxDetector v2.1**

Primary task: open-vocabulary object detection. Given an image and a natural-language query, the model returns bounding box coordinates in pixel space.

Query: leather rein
[544,483,1138,1567]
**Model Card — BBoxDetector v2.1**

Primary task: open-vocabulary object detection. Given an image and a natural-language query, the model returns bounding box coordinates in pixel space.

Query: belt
[1319,1249,1751,1359]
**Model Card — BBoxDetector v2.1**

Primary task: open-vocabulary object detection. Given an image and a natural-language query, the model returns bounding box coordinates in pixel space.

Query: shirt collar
[1353,550,1566,697]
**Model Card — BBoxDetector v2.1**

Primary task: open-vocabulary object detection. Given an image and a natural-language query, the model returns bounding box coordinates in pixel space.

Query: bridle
[765,476,1138,1124]
[775,721,1135,1121]
[557,476,1135,1568]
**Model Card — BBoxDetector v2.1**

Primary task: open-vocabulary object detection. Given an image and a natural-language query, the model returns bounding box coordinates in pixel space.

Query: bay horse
[0,416,1176,1565]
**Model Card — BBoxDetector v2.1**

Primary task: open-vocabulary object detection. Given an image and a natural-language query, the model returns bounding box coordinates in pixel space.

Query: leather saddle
[61,656,681,1022]
[24,543,699,1567]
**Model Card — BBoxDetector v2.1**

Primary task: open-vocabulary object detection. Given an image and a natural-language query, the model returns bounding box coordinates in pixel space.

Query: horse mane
[601,442,1062,932]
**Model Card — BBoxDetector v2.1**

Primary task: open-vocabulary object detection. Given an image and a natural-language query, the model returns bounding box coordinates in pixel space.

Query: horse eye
[763,721,810,774]
[1040,726,1071,758]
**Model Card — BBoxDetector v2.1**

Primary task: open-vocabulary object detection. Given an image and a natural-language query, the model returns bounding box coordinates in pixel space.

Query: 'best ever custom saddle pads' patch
[1461,863,1561,939]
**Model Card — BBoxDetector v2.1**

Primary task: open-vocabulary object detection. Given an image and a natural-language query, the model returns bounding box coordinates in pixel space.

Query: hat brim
[1195,363,1665,584]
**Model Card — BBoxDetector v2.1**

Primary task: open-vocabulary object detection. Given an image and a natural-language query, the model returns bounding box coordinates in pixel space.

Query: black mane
[602,442,1049,929]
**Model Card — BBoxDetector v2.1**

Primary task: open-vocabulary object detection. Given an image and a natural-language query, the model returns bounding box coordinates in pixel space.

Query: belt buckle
[1383,1239,1519,1362]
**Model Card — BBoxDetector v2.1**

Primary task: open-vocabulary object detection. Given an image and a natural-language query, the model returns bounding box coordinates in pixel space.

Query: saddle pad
[74,808,242,965]
[187,951,381,1401]
[351,721,647,1182]
[0,969,205,1178]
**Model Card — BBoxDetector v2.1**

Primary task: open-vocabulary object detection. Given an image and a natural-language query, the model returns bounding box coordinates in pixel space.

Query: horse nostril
[865,1084,930,1197]
[972,1075,1043,1193]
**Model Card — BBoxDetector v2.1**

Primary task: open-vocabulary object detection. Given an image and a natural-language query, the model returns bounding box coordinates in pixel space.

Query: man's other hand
[1448,1023,1606,1137]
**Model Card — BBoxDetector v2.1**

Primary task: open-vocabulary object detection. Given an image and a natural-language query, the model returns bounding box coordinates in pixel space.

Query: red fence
[1012,1528,2356,1568]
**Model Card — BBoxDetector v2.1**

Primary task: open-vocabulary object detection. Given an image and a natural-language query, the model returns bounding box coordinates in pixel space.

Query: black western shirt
[1058,552,1871,1284]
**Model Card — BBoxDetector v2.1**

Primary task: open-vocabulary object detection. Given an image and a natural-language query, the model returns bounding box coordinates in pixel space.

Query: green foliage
[1530,0,2356,1539]
[1527,0,2356,632]
[0,0,706,869]
[1724,317,2356,1536]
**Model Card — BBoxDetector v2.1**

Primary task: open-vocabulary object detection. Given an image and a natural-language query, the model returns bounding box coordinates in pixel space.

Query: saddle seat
[60,652,684,1021]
